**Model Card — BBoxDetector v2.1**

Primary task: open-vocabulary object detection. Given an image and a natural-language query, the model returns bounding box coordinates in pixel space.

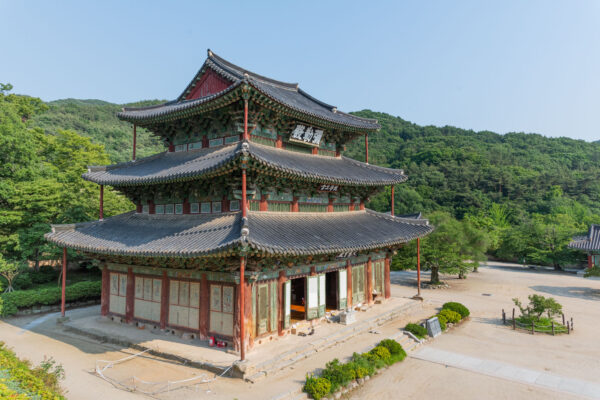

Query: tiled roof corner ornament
[332,107,337,114]
[241,141,250,154]
[207,48,214,57]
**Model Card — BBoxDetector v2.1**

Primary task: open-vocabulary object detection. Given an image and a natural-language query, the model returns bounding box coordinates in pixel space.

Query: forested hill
[25,98,600,266]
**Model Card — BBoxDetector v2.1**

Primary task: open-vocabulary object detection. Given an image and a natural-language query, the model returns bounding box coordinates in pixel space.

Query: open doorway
[325,271,338,311]
[290,277,306,322]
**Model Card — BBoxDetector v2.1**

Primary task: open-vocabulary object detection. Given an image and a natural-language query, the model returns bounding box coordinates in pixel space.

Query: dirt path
[350,263,600,399]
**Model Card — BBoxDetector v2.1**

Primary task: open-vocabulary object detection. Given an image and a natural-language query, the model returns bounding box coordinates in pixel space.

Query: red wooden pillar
[365,133,369,164]
[99,185,104,220]
[243,98,249,141]
[359,200,365,211]
[148,200,155,214]
[183,198,191,214]
[136,202,142,213]
[160,271,169,329]
[384,254,391,299]
[366,257,373,305]
[101,265,109,316]
[132,124,137,161]
[277,270,286,336]
[417,238,422,297]
[168,143,175,152]
[346,260,352,308]
[125,267,134,323]
[292,197,299,212]
[588,254,593,269]
[61,247,67,317]
[202,135,209,148]
[259,194,269,211]
[349,203,355,212]
[312,147,318,155]
[199,273,209,338]
[327,198,334,212]
[222,197,230,212]
[276,134,283,148]
[239,257,246,361]
[391,186,395,216]
[335,148,341,157]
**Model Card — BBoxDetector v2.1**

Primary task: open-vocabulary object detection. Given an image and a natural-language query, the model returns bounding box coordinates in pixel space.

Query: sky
[1,1,599,141]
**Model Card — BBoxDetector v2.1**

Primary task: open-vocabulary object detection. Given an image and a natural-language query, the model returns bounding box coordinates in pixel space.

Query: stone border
[13,299,100,317]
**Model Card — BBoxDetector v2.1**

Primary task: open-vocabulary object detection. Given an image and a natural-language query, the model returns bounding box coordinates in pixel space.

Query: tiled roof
[569,224,600,251]
[45,210,432,258]
[118,50,379,131]
[83,141,407,186]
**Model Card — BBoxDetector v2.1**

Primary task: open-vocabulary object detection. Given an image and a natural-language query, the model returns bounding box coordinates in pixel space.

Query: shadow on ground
[530,285,600,301]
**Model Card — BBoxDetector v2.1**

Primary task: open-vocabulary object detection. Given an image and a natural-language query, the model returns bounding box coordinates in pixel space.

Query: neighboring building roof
[82,141,407,187]
[45,210,432,258]
[117,50,380,131]
[569,224,600,252]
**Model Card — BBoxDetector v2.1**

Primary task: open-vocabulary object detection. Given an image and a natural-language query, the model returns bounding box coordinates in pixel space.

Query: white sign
[318,184,339,192]
[290,124,324,146]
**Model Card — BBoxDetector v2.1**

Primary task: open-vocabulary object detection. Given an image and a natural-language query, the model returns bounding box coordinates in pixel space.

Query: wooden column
[136,202,142,213]
[335,148,341,157]
[384,254,391,299]
[199,273,209,337]
[240,257,246,361]
[61,247,67,317]
[327,198,334,212]
[359,200,365,211]
[365,133,369,164]
[99,185,104,220]
[292,196,299,212]
[183,198,191,214]
[278,270,286,336]
[132,124,137,161]
[312,147,318,155]
[160,271,168,329]
[391,186,395,216]
[276,134,283,148]
[243,98,249,141]
[125,267,134,323]
[148,200,155,214]
[417,238,422,297]
[168,143,175,152]
[242,170,247,217]
[260,194,269,211]
[366,257,373,305]
[101,265,109,316]
[222,197,230,212]
[346,260,352,308]
[349,203,355,211]
[202,135,209,148]
[588,254,593,269]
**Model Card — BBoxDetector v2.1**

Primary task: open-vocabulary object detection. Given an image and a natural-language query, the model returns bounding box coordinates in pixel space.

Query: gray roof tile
[569,224,600,251]
[45,209,432,258]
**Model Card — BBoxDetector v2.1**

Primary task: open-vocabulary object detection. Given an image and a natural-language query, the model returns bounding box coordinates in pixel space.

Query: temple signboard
[290,124,324,146]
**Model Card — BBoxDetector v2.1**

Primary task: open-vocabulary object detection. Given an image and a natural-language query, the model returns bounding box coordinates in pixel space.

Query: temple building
[569,224,600,269]
[45,50,432,359]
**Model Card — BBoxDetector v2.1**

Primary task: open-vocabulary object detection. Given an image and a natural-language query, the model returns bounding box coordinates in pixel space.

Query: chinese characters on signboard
[290,124,324,146]
[318,184,338,192]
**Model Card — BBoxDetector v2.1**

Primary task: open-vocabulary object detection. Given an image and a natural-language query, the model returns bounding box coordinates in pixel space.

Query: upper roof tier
[83,141,407,187]
[45,209,432,258]
[117,50,380,131]
[569,224,600,252]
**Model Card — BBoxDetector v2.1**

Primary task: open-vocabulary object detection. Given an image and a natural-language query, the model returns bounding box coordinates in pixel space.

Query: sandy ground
[350,263,600,399]
[1,262,598,399]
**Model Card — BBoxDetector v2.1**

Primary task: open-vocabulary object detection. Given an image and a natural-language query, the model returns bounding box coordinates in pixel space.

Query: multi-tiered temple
[46,50,432,359]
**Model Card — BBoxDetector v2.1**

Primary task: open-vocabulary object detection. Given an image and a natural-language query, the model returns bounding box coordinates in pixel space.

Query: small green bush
[436,314,447,331]
[320,359,355,393]
[439,309,461,324]
[0,281,101,317]
[304,374,331,400]
[369,346,391,362]
[379,339,407,363]
[354,365,369,379]
[405,323,427,338]
[443,302,470,318]
[351,352,375,376]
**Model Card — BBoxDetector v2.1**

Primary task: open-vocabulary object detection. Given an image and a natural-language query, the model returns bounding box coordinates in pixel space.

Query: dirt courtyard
[351,263,600,399]
[1,262,599,399]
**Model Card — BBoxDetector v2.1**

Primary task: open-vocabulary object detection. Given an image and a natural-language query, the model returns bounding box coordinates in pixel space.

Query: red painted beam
[61,247,67,317]
[366,257,373,305]
[240,256,246,361]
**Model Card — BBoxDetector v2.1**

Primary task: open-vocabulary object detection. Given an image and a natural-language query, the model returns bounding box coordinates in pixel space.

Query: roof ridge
[365,209,430,226]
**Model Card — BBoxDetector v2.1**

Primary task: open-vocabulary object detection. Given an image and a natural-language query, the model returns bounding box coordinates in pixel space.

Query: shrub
[369,346,391,362]
[320,359,355,392]
[304,374,331,400]
[378,339,407,363]
[405,323,427,338]
[30,266,59,285]
[354,365,369,379]
[439,309,461,324]
[436,314,447,331]
[0,281,101,317]
[351,352,375,376]
[443,302,470,318]
[513,295,562,321]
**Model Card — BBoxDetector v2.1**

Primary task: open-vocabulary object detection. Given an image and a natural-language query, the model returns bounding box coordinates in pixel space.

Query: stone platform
[63,297,422,380]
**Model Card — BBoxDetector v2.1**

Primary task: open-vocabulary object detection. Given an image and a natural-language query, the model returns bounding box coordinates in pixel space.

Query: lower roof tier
[569,224,600,252]
[45,210,432,258]
[82,141,407,187]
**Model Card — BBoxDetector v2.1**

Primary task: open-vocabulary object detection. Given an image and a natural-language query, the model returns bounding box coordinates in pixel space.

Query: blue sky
[1,1,599,141]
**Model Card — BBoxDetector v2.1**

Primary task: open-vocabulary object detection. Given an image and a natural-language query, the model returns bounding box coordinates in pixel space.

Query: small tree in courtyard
[0,254,22,293]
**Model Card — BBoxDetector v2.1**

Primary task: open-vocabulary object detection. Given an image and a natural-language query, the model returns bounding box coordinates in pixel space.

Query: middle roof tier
[83,141,407,187]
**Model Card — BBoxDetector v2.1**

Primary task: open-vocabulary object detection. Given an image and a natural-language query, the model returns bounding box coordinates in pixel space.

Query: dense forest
[2,87,598,272]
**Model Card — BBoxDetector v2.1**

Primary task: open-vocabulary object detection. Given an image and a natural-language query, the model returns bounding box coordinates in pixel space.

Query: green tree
[0,255,21,293]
